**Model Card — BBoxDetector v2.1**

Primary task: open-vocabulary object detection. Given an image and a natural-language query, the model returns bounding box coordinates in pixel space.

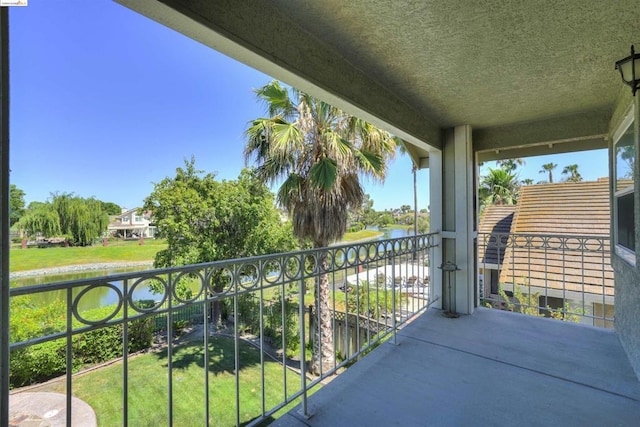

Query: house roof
[117,0,640,163]
[497,179,613,296]
[478,205,515,266]
[511,179,611,236]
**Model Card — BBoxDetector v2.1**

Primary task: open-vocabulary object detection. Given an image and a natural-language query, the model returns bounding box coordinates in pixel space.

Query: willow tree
[19,194,108,246]
[245,80,397,374]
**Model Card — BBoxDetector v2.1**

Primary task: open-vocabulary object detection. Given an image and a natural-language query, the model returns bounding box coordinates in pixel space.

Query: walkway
[273,308,640,426]
[9,392,96,426]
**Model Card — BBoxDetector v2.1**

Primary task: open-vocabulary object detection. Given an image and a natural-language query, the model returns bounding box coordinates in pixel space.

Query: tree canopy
[561,164,582,182]
[244,80,397,248]
[100,201,122,215]
[142,158,297,268]
[244,80,397,374]
[539,162,557,183]
[9,184,25,227]
[19,193,109,246]
[479,167,520,207]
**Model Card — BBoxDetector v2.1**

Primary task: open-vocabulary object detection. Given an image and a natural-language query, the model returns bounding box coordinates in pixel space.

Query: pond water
[375,227,414,240]
[11,267,159,312]
[11,227,417,312]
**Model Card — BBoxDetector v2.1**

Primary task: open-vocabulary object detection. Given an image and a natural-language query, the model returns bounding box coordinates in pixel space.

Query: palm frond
[309,158,338,191]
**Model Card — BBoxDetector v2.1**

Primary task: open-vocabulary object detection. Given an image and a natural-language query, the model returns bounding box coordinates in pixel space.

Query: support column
[438,125,475,315]
[429,150,443,309]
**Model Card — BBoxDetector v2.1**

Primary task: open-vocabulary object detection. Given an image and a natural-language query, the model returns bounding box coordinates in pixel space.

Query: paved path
[9,392,97,426]
[9,261,153,279]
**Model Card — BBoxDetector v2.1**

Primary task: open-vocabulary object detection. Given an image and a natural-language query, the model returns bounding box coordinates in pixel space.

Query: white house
[107,207,156,239]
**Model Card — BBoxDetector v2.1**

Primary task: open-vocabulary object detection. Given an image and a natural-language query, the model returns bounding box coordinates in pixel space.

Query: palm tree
[479,167,520,206]
[245,80,397,374]
[496,158,525,173]
[562,164,582,182]
[520,178,534,186]
[397,142,420,259]
[539,162,557,183]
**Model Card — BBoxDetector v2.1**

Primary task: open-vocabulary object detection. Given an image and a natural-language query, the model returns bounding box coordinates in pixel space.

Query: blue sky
[9,1,606,213]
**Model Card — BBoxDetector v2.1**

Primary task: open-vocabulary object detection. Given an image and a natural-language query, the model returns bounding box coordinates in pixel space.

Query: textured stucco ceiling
[117,0,640,156]
[271,0,638,127]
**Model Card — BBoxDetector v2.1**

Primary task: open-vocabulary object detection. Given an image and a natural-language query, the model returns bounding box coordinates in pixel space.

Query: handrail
[8,232,439,426]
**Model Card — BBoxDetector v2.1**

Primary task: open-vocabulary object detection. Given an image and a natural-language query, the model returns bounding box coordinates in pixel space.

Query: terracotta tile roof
[496,179,613,296]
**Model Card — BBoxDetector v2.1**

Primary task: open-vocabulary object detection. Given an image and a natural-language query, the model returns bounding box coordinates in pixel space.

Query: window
[134,215,144,223]
[613,109,635,265]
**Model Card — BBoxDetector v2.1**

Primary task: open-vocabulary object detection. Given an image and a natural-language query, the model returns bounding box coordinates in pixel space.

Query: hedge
[10,299,153,388]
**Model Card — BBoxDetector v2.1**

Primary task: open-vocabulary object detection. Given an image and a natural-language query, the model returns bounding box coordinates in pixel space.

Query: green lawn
[29,336,303,426]
[10,240,167,272]
[341,229,383,242]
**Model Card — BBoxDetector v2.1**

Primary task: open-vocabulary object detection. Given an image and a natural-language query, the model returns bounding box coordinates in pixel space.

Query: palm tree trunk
[310,249,334,375]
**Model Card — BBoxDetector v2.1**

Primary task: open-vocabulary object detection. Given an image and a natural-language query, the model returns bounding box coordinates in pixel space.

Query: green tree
[348,193,375,230]
[100,201,122,215]
[539,162,557,183]
[19,194,108,246]
[520,178,534,186]
[619,144,635,178]
[496,158,525,173]
[244,80,397,374]
[376,212,394,228]
[9,184,26,227]
[143,159,297,317]
[52,193,109,246]
[561,164,582,182]
[417,212,430,233]
[479,167,520,207]
[19,204,61,239]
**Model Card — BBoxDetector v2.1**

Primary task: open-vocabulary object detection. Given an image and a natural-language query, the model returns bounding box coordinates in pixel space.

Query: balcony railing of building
[477,232,613,328]
[8,233,438,426]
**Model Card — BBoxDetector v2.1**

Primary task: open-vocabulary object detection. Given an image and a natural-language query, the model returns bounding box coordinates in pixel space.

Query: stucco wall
[614,256,640,379]
[611,90,640,380]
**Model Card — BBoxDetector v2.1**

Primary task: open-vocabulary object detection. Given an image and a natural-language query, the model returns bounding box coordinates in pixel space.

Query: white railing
[477,232,613,328]
[8,233,439,426]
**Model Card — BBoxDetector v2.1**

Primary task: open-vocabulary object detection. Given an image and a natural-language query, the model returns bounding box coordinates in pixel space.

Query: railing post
[298,277,310,419]
[391,248,397,346]
[0,8,9,426]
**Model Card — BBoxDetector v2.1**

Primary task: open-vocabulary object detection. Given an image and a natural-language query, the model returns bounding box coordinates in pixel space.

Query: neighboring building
[478,179,614,328]
[478,205,515,297]
[107,208,156,239]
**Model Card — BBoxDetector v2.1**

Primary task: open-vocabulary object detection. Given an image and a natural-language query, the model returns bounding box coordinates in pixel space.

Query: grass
[10,239,167,272]
[340,229,383,243]
[28,335,303,426]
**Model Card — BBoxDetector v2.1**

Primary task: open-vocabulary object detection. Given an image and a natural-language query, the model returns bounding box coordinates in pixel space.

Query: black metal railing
[8,233,438,426]
[477,232,613,328]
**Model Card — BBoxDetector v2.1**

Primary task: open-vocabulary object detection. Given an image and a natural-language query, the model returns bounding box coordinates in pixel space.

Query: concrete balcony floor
[274,308,640,426]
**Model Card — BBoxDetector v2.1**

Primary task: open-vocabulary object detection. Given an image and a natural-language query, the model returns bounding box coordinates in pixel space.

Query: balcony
[274,308,640,426]
[6,233,640,426]
[7,234,436,426]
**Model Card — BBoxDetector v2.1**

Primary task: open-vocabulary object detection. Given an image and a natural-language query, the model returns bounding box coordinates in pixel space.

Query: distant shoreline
[10,261,154,280]
[11,230,389,279]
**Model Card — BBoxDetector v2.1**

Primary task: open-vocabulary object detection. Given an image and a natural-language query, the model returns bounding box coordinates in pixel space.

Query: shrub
[10,301,154,388]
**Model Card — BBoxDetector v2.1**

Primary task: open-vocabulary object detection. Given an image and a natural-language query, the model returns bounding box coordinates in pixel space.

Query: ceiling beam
[474,107,610,156]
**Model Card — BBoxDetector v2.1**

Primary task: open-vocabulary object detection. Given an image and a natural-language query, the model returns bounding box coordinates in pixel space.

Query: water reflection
[11,268,158,312]
[12,228,416,312]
